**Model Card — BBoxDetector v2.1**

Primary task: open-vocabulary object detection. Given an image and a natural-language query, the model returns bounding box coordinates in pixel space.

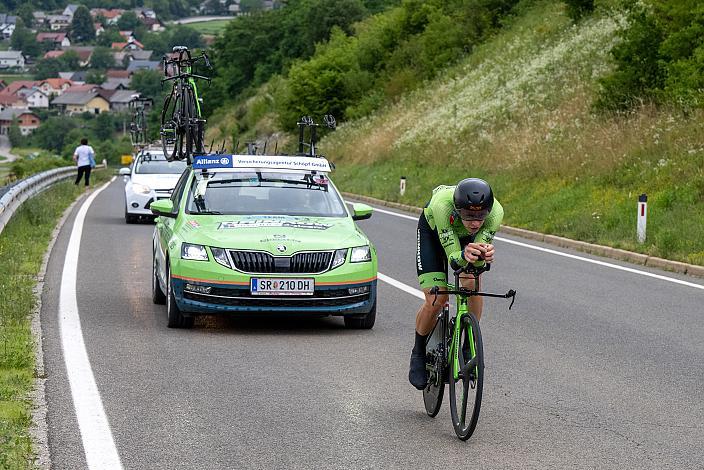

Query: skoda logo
[220,157,230,165]
[276,245,287,252]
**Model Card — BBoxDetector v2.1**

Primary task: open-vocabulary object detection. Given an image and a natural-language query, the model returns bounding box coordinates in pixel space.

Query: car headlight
[181,243,208,261]
[132,183,151,194]
[350,245,371,263]
[331,249,347,269]
[210,247,231,268]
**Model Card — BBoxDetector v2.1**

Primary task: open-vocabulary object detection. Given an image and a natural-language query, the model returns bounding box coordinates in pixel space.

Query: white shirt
[74,144,95,167]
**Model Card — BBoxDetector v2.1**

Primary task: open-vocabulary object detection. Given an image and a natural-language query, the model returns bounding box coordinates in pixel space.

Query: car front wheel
[152,249,166,305]
[344,300,376,329]
[166,261,194,329]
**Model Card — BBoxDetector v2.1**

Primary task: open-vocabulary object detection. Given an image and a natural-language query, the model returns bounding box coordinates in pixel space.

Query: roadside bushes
[275,0,520,129]
[596,0,704,112]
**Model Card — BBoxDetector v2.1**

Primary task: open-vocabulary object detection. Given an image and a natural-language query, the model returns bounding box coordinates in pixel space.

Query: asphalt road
[40,178,704,469]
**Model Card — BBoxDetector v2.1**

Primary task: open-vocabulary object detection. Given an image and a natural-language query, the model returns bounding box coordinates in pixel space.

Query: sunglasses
[457,208,489,221]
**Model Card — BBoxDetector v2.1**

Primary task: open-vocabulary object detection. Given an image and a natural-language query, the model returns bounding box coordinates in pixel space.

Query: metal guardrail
[0,166,79,236]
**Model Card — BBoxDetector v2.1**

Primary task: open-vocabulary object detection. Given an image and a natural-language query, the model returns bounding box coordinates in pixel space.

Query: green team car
[150,154,378,329]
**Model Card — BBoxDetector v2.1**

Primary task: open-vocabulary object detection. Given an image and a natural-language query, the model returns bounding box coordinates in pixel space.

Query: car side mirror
[150,199,177,218]
[119,167,130,177]
[352,203,373,221]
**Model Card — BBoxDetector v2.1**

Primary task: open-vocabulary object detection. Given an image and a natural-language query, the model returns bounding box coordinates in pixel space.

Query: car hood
[179,215,370,253]
[131,173,181,190]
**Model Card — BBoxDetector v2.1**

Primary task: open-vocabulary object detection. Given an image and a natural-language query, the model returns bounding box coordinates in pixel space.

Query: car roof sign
[192,154,332,172]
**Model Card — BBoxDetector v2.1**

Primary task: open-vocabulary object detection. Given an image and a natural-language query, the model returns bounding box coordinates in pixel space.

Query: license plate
[251,278,314,296]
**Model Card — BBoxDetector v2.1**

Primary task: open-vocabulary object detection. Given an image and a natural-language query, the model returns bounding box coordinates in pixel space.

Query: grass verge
[182,19,232,35]
[0,171,111,469]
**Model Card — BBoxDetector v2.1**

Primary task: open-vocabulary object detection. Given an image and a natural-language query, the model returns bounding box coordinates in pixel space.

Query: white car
[119,150,187,223]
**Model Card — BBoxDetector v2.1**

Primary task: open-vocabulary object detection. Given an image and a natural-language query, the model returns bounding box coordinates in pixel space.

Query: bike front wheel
[448,314,484,440]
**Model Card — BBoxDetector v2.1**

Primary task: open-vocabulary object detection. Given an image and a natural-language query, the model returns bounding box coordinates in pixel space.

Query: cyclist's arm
[426,192,468,268]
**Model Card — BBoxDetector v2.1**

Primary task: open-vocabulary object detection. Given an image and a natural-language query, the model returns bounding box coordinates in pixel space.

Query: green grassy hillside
[206,0,704,266]
[319,2,703,266]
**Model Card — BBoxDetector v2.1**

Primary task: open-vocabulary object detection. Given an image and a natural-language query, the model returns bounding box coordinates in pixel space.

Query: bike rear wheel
[161,87,188,160]
[448,314,484,440]
[422,314,446,417]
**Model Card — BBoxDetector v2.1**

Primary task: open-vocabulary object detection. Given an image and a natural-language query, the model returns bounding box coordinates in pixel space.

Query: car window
[134,154,187,174]
[170,169,190,207]
[186,171,347,217]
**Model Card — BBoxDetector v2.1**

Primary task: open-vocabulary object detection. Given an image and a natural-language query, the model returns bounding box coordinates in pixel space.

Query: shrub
[563,0,595,22]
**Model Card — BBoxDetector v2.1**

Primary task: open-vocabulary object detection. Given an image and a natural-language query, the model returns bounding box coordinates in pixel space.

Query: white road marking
[59,177,123,469]
[378,272,425,299]
[365,202,704,291]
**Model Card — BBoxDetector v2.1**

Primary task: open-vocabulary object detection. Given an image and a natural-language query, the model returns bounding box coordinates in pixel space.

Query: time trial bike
[423,261,516,440]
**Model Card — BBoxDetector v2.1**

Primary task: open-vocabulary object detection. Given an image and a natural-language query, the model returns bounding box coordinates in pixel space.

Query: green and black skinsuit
[416,185,504,289]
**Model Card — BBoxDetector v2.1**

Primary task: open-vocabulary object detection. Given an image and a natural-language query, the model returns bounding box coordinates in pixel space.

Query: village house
[33,12,48,27]
[17,88,50,108]
[63,4,80,18]
[36,32,72,50]
[51,90,111,115]
[112,38,145,52]
[0,14,17,40]
[0,108,41,135]
[38,78,74,97]
[126,60,160,75]
[0,93,25,110]
[101,77,131,91]
[47,15,72,31]
[0,51,26,70]
[108,89,139,112]
[58,71,88,84]
[90,9,124,25]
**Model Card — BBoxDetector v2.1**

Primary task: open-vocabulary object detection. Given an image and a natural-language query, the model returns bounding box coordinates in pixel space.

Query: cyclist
[409,178,504,390]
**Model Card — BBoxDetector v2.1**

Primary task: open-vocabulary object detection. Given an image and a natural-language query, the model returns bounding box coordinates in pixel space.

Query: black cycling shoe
[409,350,428,390]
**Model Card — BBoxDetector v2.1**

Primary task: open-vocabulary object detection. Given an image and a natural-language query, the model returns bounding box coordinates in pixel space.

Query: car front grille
[183,287,370,308]
[229,250,333,274]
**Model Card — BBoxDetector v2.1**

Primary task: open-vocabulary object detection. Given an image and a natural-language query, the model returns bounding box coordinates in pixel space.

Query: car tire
[125,206,137,224]
[166,261,194,329]
[152,250,166,305]
[344,300,376,329]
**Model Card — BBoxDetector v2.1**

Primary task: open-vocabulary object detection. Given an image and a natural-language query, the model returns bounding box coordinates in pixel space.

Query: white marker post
[637,193,647,243]
[400,176,406,196]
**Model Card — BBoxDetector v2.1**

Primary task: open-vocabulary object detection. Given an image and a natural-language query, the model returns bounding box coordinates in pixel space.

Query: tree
[130,69,164,101]
[16,3,34,28]
[93,112,115,140]
[96,28,124,48]
[33,58,64,80]
[10,18,41,58]
[61,50,82,70]
[89,47,115,69]
[69,5,96,43]
[117,11,141,31]
[85,69,106,85]
[167,26,204,50]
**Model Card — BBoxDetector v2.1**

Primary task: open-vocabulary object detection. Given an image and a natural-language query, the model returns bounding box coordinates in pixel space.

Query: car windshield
[186,170,347,217]
[134,154,187,174]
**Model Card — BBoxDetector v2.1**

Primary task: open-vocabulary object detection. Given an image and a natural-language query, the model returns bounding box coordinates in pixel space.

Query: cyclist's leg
[410,214,448,390]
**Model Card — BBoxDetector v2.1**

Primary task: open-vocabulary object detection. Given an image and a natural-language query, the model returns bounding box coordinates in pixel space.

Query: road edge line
[58,177,122,469]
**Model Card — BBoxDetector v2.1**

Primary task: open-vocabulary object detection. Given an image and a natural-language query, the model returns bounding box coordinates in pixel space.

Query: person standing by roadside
[73,138,96,187]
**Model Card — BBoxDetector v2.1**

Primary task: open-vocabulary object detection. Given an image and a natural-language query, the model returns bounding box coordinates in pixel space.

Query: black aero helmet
[453,178,494,221]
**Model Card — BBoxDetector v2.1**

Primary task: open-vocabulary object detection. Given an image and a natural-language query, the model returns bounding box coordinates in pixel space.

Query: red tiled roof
[0,94,25,106]
[106,69,130,78]
[37,32,67,42]
[44,50,65,59]
[1,80,37,95]
[40,78,73,89]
